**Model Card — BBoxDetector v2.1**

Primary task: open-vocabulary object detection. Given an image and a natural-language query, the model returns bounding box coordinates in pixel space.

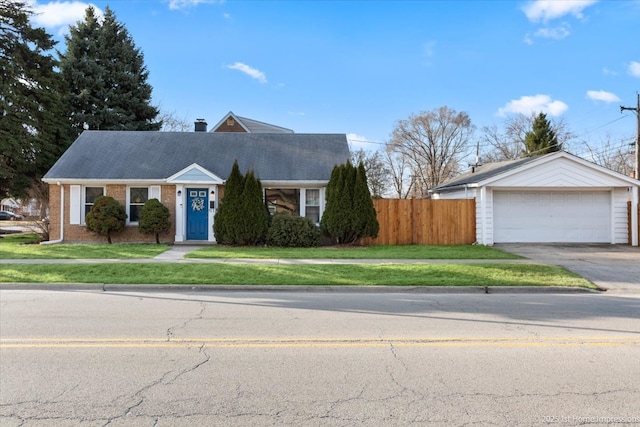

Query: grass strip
[0,234,169,259]
[186,245,521,260]
[0,263,594,288]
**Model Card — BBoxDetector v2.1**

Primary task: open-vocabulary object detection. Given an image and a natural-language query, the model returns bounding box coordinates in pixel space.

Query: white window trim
[301,188,322,225]
[81,186,106,225]
[126,185,161,225]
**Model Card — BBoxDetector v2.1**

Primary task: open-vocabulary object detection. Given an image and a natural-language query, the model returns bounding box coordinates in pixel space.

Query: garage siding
[613,188,630,244]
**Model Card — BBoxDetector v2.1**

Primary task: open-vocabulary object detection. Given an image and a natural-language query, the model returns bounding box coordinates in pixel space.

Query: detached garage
[431,151,639,246]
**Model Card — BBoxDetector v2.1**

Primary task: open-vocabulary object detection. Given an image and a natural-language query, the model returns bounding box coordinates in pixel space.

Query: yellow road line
[1,336,639,349]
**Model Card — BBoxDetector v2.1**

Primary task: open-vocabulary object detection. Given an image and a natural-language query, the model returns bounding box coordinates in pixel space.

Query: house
[42,114,350,243]
[430,151,639,246]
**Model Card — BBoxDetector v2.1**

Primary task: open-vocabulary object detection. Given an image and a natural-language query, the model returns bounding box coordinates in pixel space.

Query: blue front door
[187,188,209,240]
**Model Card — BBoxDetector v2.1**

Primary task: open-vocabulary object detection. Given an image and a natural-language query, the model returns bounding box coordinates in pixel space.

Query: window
[305,189,320,223]
[129,187,149,223]
[127,186,161,224]
[84,187,104,218]
[264,189,300,216]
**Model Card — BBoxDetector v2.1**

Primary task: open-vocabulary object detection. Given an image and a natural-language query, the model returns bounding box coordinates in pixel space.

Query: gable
[167,163,224,184]
[485,154,638,188]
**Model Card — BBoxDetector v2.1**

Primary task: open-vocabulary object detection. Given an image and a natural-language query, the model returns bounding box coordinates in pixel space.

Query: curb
[0,283,602,294]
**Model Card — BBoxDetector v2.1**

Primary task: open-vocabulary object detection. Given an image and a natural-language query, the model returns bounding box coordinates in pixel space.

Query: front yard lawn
[0,263,595,288]
[0,233,169,259]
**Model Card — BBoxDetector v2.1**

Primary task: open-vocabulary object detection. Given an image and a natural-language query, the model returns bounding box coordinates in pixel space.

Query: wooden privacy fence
[363,198,476,245]
[628,201,640,245]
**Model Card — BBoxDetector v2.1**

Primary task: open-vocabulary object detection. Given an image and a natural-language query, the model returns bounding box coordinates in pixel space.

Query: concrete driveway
[495,244,640,294]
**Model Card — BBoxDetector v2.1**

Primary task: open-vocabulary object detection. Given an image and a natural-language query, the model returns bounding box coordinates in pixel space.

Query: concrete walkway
[495,244,640,294]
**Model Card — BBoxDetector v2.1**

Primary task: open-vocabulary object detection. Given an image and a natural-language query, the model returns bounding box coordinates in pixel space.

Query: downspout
[41,182,64,244]
[633,185,639,247]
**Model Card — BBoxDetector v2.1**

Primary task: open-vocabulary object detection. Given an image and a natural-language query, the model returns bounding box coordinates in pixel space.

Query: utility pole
[620,93,640,180]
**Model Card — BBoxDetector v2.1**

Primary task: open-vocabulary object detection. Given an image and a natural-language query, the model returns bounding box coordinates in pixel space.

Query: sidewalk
[0,244,537,265]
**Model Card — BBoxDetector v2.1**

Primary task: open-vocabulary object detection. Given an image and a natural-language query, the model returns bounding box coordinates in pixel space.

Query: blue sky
[28,0,640,160]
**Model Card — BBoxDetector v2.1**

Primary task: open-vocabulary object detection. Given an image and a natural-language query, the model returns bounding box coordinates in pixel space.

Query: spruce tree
[525,113,561,156]
[60,6,161,138]
[0,0,70,198]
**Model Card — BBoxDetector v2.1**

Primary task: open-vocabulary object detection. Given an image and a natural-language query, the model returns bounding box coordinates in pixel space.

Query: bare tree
[383,148,415,199]
[158,109,192,132]
[580,135,634,176]
[386,106,474,197]
[480,113,575,163]
[351,148,391,198]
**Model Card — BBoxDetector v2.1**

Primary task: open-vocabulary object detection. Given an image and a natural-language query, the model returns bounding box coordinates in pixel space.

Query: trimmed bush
[138,198,171,244]
[266,213,321,247]
[85,196,127,244]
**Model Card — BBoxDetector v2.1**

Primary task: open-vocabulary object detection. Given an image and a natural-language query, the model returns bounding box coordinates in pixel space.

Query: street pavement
[1,289,639,426]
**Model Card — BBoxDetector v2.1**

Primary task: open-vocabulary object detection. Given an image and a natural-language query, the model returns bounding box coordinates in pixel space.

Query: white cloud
[523,0,597,23]
[167,0,222,10]
[226,62,267,84]
[27,1,101,35]
[586,90,621,103]
[497,94,568,117]
[534,23,571,40]
[629,61,640,78]
[602,67,618,76]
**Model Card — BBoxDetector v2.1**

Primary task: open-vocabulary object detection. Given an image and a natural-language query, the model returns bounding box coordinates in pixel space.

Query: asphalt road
[1,290,639,426]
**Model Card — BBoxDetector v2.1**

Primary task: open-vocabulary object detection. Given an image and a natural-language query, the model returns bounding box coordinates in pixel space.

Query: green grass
[0,263,595,288]
[186,245,522,260]
[0,233,169,259]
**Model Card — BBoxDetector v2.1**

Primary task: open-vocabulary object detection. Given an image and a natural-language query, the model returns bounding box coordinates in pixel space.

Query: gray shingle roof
[236,115,294,133]
[431,155,544,192]
[44,131,350,182]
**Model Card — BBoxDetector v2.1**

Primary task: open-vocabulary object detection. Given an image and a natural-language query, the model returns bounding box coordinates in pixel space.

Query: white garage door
[493,191,611,243]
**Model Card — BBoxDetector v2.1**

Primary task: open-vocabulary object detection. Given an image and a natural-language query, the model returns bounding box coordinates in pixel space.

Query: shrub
[138,198,171,244]
[320,161,379,244]
[267,213,321,247]
[85,196,127,244]
[214,161,269,245]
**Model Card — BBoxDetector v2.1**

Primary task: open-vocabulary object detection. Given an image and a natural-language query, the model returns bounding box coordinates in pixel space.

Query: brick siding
[48,184,177,243]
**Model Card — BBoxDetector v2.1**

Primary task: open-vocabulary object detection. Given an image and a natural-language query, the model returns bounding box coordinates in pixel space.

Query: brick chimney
[194,119,207,132]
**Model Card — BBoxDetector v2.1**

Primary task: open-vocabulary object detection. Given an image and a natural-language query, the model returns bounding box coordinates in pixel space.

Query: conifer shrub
[214,161,269,245]
[266,213,321,247]
[85,196,127,244]
[321,161,379,244]
[138,198,171,244]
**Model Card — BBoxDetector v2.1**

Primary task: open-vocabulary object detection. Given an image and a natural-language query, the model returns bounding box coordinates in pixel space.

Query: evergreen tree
[213,160,245,244]
[60,6,161,138]
[524,112,561,156]
[321,161,379,244]
[239,171,269,245]
[353,162,379,238]
[85,196,127,244]
[0,0,70,198]
[138,198,171,244]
